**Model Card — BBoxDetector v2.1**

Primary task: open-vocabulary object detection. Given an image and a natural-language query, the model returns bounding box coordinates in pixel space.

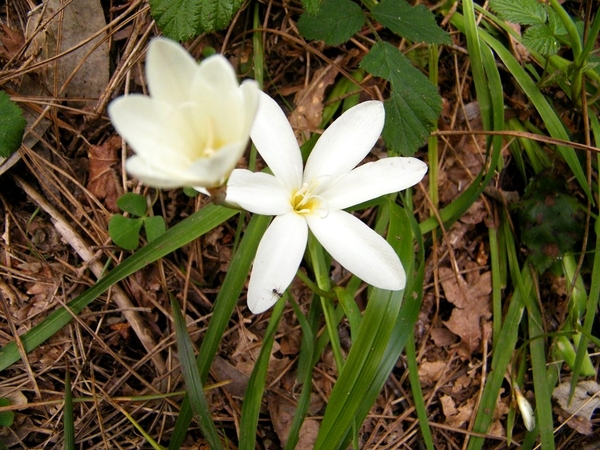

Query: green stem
[307,234,345,373]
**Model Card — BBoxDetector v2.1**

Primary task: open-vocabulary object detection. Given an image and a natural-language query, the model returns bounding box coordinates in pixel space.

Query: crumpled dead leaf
[289,57,342,143]
[553,380,600,435]
[87,135,122,212]
[440,267,492,356]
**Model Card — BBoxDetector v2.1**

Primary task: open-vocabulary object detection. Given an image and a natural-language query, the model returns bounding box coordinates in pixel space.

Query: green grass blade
[314,202,416,449]
[63,369,75,450]
[467,214,526,450]
[454,11,592,200]
[239,297,286,450]
[0,204,237,372]
[171,296,224,449]
[405,333,434,450]
[168,214,271,449]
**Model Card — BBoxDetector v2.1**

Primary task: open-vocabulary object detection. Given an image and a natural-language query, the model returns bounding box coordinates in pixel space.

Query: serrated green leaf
[523,25,560,56]
[297,0,364,46]
[0,91,26,158]
[144,216,166,243]
[149,0,199,41]
[371,0,450,45]
[196,0,244,34]
[360,42,441,155]
[489,0,546,26]
[301,0,322,15]
[0,398,14,427]
[117,193,148,217]
[109,215,143,250]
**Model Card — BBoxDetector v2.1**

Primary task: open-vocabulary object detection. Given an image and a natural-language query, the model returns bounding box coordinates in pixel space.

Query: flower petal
[125,156,184,188]
[146,38,197,105]
[304,101,385,182]
[250,91,303,191]
[226,169,292,215]
[108,95,192,165]
[247,213,308,313]
[324,157,428,209]
[306,210,405,290]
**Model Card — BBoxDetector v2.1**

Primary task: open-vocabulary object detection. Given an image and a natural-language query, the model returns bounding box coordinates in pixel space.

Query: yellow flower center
[291,181,324,216]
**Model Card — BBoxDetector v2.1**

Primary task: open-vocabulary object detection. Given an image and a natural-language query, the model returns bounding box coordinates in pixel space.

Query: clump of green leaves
[489,0,569,55]
[513,172,585,272]
[0,91,26,158]
[298,0,450,156]
[109,193,166,251]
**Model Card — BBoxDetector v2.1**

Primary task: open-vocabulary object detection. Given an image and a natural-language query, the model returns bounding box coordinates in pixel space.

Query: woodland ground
[0,0,599,449]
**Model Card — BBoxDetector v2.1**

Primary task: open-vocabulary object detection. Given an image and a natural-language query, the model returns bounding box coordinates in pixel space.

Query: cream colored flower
[108,37,259,188]
[225,92,428,313]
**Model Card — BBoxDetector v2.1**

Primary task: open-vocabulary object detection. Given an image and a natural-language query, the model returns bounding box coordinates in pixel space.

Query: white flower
[225,92,428,313]
[108,37,259,188]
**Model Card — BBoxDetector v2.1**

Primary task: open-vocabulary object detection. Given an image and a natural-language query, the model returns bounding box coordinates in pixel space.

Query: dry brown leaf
[87,135,122,212]
[289,58,341,143]
[268,395,320,448]
[211,355,249,398]
[445,397,476,428]
[418,360,446,385]
[0,23,24,61]
[553,380,600,435]
[440,268,492,356]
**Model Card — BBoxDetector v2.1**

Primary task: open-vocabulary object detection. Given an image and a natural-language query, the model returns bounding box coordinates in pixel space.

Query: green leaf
[360,42,441,155]
[371,0,450,45]
[489,0,546,26]
[301,0,322,15]
[0,398,14,427]
[196,0,244,34]
[522,25,560,55]
[116,193,148,217]
[109,215,143,250]
[0,91,26,158]
[297,0,364,46]
[149,0,199,41]
[171,297,223,449]
[144,216,166,243]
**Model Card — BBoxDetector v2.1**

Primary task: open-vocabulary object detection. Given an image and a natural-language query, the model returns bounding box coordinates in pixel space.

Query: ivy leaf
[489,0,546,26]
[523,25,560,56]
[371,0,450,45]
[0,91,26,158]
[298,0,364,46]
[149,0,199,41]
[360,42,441,155]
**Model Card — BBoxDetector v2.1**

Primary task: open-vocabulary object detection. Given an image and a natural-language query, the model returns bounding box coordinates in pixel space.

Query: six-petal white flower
[108,37,259,188]
[225,92,428,313]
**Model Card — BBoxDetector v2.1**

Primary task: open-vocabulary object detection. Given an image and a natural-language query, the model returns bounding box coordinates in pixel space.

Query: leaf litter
[0,0,598,448]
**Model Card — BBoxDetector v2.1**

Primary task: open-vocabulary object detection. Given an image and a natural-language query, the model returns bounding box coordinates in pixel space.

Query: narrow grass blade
[238,296,286,450]
[405,333,434,450]
[0,205,237,372]
[169,214,271,449]
[171,296,223,450]
[63,369,75,450]
[314,202,417,449]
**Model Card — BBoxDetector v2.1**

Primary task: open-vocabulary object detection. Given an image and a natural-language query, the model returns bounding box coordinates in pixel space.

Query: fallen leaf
[418,360,446,385]
[289,58,342,143]
[553,380,600,435]
[87,135,122,212]
[440,268,492,356]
